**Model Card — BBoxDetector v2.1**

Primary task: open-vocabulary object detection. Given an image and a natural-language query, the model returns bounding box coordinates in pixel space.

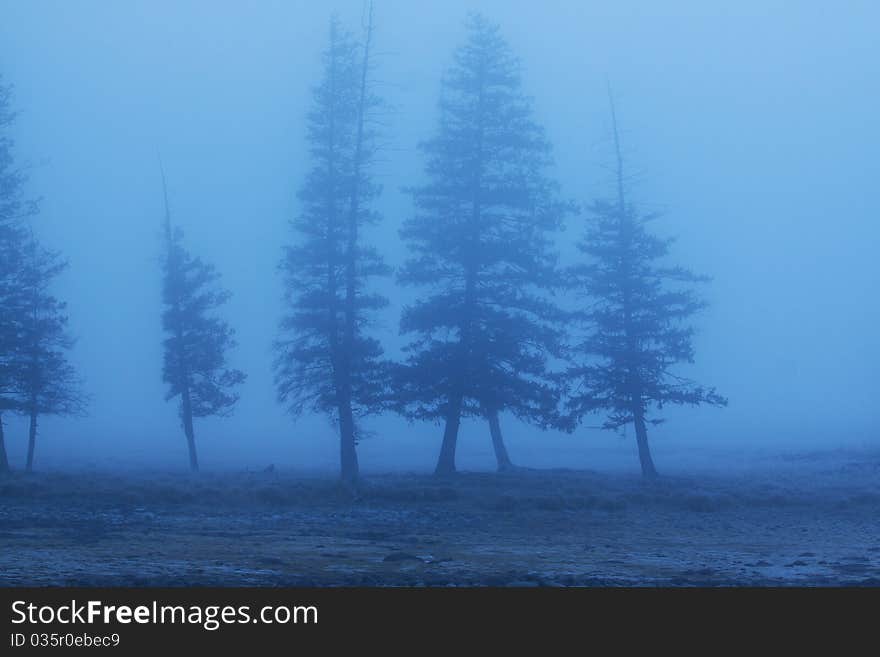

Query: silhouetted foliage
[0,76,39,474]
[160,170,245,472]
[396,14,572,474]
[274,9,388,486]
[15,234,86,471]
[564,95,727,477]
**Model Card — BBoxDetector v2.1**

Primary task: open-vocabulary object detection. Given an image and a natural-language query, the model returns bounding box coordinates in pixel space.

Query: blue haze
[0,0,876,472]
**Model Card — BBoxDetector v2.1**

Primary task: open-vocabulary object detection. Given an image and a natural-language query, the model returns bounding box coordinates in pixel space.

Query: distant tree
[564,93,727,477]
[160,167,245,472]
[397,14,571,475]
[275,8,389,487]
[16,232,86,472]
[0,75,38,475]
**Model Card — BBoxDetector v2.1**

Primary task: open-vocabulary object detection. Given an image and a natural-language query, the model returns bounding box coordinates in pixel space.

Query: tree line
[0,11,726,482]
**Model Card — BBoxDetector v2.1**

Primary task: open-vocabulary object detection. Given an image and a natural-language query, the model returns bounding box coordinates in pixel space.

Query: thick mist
[1,0,877,473]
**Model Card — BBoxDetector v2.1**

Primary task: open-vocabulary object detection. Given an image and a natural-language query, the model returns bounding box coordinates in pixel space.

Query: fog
[1,0,877,473]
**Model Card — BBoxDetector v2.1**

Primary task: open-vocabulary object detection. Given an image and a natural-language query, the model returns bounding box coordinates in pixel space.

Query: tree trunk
[633,409,658,478]
[0,413,9,475]
[435,51,484,479]
[611,85,654,479]
[487,409,514,472]
[26,408,37,472]
[435,392,463,475]
[334,6,372,492]
[338,400,359,486]
[182,392,198,472]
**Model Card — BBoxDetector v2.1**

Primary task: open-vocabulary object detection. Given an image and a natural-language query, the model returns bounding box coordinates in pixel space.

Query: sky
[0,0,877,473]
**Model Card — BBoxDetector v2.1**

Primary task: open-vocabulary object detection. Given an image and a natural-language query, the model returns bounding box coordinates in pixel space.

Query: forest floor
[1,449,879,586]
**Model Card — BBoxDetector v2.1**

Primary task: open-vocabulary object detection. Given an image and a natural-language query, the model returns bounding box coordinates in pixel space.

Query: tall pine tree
[0,75,38,474]
[564,93,726,477]
[397,14,570,475]
[17,232,86,472]
[160,166,245,472]
[274,9,388,486]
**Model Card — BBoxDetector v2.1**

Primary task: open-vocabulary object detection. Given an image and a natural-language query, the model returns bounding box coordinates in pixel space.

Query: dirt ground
[1,449,879,586]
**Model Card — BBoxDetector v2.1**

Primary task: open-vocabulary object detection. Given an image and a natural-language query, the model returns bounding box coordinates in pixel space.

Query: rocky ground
[1,449,879,586]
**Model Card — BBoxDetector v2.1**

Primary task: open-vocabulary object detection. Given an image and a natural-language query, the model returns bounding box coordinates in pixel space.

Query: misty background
[1,0,876,473]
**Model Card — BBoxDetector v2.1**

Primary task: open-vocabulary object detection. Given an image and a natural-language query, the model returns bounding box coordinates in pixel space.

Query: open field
[1,449,879,586]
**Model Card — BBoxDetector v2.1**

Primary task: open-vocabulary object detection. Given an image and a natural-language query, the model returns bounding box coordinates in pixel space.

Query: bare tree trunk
[0,413,9,474]
[632,408,657,478]
[182,391,198,472]
[338,400,358,486]
[26,408,37,472]
[487,409,514,472]
[436,263,475,477]
[435,392,463,475]
[332,368,358,485]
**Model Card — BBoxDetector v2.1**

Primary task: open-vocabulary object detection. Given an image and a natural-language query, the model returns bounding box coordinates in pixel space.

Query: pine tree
[0,75,38,474]
[397,14,570,475]
[274,9,388,487]
[564,93,727,477]
[17,232,86,472]
[160,167,245,472]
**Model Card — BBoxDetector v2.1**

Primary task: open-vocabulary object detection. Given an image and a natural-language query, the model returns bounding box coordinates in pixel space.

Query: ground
[1,449,878,586]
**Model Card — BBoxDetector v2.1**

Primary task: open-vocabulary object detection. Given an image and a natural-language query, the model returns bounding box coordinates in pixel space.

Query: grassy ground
[1,449,878,586]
